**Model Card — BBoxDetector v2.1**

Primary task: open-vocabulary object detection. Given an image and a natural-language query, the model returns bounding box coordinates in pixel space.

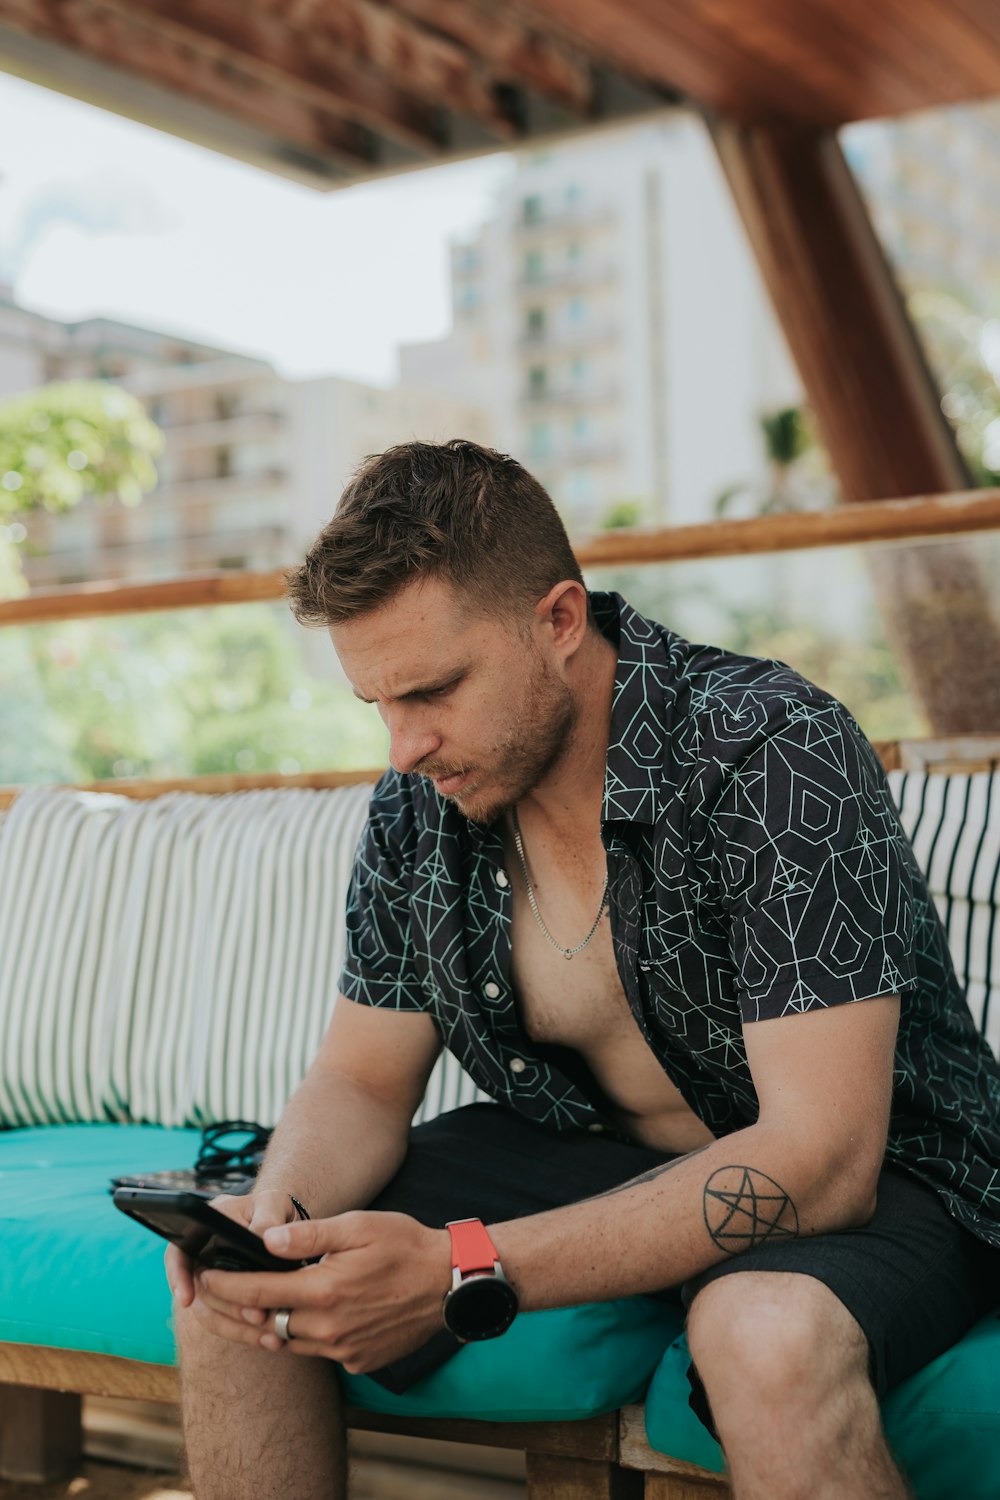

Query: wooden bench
[1,732,998,1498]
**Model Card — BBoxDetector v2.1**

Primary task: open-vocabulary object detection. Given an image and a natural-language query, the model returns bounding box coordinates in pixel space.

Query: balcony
[517,262,617,294]
[160,410,287,448]
[518,321,619,352]
[154,468,287,499]
[519,382,619,409]
[517,201,615,234]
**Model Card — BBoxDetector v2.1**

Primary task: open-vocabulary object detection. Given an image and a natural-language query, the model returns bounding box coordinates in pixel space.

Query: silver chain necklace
[510,808,609,961]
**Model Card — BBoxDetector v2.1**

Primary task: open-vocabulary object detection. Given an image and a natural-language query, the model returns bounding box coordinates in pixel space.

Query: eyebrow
[352,670,465,706]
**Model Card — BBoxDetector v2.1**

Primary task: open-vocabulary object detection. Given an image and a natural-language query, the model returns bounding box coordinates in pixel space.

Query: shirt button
[483,981,501,999]
[495,870,509,888]
[588,1122,605,1134]
[509,1057,527,1075]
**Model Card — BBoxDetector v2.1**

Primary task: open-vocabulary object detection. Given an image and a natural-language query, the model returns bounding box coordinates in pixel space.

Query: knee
[685,1272,870,1414]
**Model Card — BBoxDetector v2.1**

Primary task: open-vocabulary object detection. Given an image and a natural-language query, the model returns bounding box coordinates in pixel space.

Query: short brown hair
[284,438,585,627]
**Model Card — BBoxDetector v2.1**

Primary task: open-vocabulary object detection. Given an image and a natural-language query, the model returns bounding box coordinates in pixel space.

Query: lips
[432,770,471,795]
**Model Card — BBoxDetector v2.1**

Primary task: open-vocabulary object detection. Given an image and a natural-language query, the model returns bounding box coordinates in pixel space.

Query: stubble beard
[452,662,577,826]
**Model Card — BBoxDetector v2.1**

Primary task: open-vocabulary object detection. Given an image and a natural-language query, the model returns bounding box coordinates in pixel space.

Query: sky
[0,72,514,385]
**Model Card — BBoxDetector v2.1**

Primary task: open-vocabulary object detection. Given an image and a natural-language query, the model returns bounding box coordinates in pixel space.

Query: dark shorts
[365,1104,999,1434]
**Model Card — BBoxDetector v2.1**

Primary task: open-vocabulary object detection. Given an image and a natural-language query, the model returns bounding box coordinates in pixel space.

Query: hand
[164,1189,297,1313]
[193,1211,451,1374]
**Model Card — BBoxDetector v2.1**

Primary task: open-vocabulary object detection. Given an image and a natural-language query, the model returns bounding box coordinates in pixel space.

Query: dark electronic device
[112,1188,317,1273]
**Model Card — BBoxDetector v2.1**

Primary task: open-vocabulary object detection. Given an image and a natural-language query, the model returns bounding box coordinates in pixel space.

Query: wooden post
[644,1475,730,1498]
[525,1452,645,1498]
[0,1385,83,1482]
[711,120,1000,734]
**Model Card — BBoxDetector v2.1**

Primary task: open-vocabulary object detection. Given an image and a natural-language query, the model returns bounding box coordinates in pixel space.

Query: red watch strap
[446,1218,499,1275]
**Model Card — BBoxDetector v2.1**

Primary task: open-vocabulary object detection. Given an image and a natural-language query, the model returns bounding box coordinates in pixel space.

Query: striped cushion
[0,790,139,1126]
[888,770,1000,1058]
[0,784,487,1130]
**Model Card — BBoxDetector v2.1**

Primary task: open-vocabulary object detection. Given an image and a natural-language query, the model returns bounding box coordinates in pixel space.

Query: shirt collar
[594,591,673,827]
[460,590,674,842]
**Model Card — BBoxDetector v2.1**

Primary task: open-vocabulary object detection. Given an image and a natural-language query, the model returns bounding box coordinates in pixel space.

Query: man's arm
[487,993,899,1309]
[252,995,442,1218]
[194,996,898,1373]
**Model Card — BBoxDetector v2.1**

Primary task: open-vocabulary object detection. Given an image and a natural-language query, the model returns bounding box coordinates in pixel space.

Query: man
[169,439,1000,1500]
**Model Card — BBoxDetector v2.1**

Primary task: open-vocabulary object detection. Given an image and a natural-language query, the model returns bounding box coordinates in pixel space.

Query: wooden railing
[1,487,999,627]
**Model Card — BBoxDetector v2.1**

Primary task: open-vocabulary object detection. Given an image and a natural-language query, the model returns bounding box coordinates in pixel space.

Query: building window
[571,357,588,383]
[573,415,592,441]
[566,183,582,205]
[524,249,545,282]
[567,241,582,263]
[528,423,552,458]
[526,307,545,338]
[522,195,544,224]
[528,366,547,399]
[568,298,587,325]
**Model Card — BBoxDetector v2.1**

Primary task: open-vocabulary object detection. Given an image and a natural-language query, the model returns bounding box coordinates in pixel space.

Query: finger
[261,1212,364,1261]
[188,1295,277,1350]
[194,1287,260,1325]
[165,1245,194,1306]
[198,1261,328,1311]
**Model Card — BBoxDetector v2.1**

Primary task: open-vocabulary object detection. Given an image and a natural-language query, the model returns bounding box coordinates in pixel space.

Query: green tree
[0,381,162,598]
[713,405,834,518]
[0,605,387,785]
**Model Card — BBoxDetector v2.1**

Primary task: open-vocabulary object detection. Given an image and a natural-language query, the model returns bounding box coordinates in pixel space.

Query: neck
[516,627,617,837]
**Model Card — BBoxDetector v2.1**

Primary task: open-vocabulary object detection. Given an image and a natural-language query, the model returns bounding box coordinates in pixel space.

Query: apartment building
[0,288,490,589]
[402,115,800,533]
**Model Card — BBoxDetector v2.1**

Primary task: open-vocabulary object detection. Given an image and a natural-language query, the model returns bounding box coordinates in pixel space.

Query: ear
[534,580,589,662]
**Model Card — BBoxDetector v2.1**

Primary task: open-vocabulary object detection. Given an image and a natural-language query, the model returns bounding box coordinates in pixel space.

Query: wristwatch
[441,1218,519,1342]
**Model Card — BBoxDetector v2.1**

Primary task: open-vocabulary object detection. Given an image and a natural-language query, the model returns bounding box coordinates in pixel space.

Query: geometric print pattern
[340,592,1000,1250]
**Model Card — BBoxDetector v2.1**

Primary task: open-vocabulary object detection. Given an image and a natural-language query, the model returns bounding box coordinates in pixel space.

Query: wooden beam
[710,121,1000,735]
[3,488,1000,628]
[0,766,383,810]
[0,0,377,170]
[362,0,594,116]
[710,121,969,503]
[111,0,518,148]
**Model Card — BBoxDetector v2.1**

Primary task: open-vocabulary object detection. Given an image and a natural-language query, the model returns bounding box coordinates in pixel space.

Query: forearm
[253,1064,410,1219]
[489,1122,877,1312]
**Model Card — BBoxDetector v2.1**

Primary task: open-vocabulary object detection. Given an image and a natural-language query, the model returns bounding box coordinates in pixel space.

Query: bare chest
[504,825,715,1151]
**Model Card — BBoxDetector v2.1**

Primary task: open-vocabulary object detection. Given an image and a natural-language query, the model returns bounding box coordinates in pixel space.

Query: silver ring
[273,1308,294,1343]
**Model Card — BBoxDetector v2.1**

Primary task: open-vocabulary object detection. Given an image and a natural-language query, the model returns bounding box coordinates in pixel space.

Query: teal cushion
[0,1125,683,1421]
[643,1312,1000,1500]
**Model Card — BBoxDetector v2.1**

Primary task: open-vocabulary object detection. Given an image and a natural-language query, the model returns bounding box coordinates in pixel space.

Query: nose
[386,713,441,776]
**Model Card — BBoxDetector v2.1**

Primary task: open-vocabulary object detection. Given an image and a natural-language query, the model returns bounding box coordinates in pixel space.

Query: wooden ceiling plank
[99,0,460,152]
[0,0,376,166]
[305,0,596,118]
[917,0,1000,91]
[525,0,1000,123]
[211,0,528,138]
[700,0,927,121]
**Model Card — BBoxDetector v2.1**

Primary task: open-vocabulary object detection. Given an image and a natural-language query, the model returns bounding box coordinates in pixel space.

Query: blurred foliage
[0,381,162,599]
[599,498,643,530]
[714,405,836,519]
[907,286,1000,486]
[591,562,924,744]
[0,605,388,785]
[715,603,923,742]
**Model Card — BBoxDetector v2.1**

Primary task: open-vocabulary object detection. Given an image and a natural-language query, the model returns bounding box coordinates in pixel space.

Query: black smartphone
[109,1168,255,1197]
[112,1188,316,1272]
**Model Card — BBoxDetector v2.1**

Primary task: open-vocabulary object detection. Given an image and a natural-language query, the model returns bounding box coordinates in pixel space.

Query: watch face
[443,1272,519,1342]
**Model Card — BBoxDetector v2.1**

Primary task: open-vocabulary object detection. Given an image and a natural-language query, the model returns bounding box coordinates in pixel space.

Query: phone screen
[112,1189,310,1272]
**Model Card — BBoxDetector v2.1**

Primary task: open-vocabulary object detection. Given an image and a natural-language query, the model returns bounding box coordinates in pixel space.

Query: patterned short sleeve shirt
[340,592,1000,1249]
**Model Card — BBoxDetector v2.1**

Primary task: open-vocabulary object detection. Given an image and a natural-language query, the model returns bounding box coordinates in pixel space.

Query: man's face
[330,577,576,823]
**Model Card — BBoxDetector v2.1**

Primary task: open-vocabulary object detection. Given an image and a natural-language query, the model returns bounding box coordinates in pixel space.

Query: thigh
[681,1164,997,1401]
[367,1102,678,1225]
